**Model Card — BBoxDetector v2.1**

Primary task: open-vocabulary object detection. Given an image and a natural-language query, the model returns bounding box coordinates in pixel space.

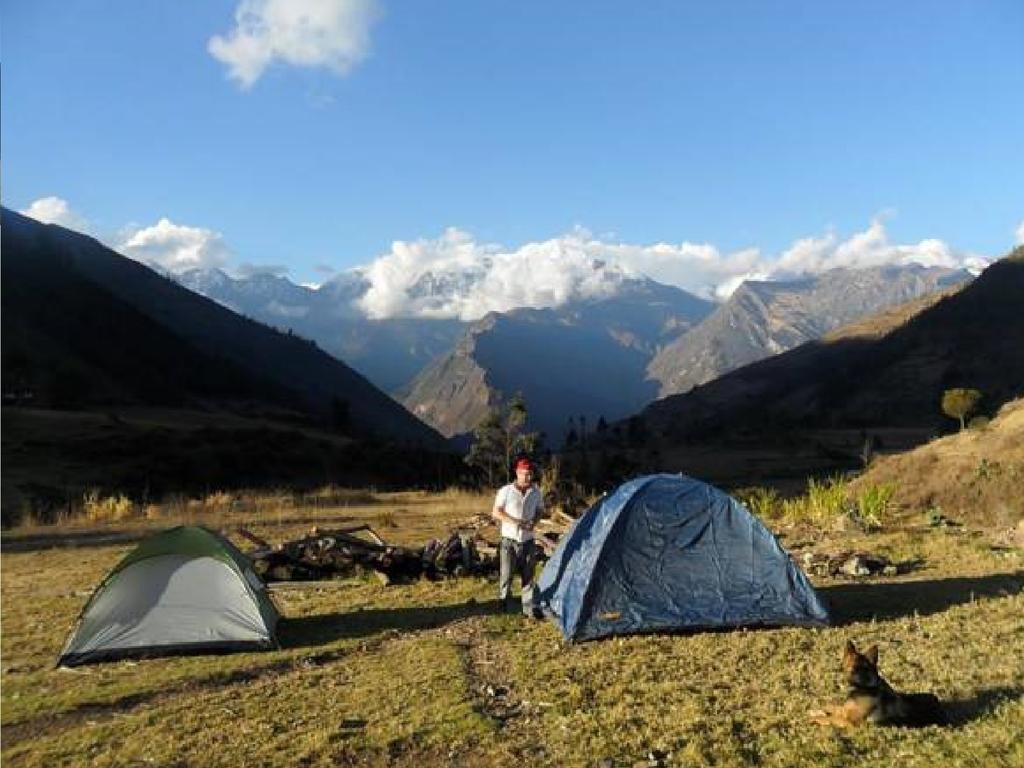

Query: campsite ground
[2,490,1022,768]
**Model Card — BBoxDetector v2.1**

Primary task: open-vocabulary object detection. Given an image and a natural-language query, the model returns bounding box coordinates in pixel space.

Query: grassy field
[2,490,1022,767]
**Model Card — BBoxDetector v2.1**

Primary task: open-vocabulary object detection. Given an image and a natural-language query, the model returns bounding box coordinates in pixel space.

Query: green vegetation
[2,490,1022,767]
[82,490,135,523]
[854,482,897,530]
[737,477,899,531]
[465,392,542,486]
[734,486,781,520]
[942,388,983,431]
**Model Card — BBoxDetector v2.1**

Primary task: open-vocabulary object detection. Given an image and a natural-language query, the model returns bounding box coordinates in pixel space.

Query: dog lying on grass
[809,640,947,728]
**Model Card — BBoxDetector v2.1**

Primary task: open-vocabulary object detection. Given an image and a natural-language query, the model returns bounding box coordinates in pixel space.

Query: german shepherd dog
[809,641,947,727]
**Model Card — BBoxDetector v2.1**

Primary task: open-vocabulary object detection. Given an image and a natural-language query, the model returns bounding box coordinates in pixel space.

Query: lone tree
[942,387,982,431]
[465,392,541,485]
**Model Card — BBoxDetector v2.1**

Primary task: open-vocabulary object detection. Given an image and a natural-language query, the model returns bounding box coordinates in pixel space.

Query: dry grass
[2,487,1022,767]
[851,398,1024,528]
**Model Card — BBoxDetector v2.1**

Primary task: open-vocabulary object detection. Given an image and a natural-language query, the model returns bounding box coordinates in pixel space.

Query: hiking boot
[523,605,543,620]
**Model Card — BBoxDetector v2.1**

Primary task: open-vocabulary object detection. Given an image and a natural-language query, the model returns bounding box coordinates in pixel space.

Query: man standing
[492,457,544,617]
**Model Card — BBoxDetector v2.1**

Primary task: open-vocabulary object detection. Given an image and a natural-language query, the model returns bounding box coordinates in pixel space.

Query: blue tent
[537,474,829,641]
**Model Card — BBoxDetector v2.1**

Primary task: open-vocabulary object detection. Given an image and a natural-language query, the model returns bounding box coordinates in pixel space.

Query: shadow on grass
[945,686,1024,727]
[0,529,146,552]
[278,598,506,649]
[820,571,1024,626]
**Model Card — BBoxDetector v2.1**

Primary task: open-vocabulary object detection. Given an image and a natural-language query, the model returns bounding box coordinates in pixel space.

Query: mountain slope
[638,250,1024,441]
[177,268,464,393]
[848,397,1024,527]
[647,266,972,398]
[1,208,446,447]
[402,279,714,439]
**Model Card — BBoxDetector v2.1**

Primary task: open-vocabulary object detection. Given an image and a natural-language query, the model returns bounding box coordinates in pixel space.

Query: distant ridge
[647,265,972,398]
[1,208,446,448]
[637,249,1024,441]
[401,278,715,439]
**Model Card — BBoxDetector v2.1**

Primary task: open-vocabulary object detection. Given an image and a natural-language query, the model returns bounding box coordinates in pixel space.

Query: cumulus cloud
[357,228,640,321]
[208,0,380,89]
[773,217,988,276]
[18,196,91,232]
[1016,220,1024,245]
[116,218,233,272]
[352,218,990,321]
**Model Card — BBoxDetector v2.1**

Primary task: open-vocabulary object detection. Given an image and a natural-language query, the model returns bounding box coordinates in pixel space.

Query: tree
[465,392,541,485]
[941,388,982,431]
[503,392,528,474]
[465,409,504,487]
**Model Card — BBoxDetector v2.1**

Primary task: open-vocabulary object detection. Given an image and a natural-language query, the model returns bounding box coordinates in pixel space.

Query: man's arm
[493,505,533,531]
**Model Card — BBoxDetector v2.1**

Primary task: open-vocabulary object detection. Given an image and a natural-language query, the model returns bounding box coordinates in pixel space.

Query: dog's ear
[842,640,858,668]
[864,645,879,665]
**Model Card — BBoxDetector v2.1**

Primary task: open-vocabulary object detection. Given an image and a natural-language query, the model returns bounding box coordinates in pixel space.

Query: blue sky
[3,0,1023,300]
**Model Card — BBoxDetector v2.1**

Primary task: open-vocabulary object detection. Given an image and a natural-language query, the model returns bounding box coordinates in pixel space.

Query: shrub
[855,483,897,530]
[805,476,849,523]
[83,490,135,522]
[776,476,852,526]
[780,496,813,525]
[203,491,234,510]
[734,486,781,519]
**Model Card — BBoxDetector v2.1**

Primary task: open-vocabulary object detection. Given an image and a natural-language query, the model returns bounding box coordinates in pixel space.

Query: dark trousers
[499,537,536,613]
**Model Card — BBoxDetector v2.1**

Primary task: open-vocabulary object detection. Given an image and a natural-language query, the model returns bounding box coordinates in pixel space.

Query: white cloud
[352,217,991,321]
[357,227,644,321]
[116,218,233,272]
[209,0,380,89]
[773,217,988,276]
[18,196,90,232]
[1015,220,1024,245]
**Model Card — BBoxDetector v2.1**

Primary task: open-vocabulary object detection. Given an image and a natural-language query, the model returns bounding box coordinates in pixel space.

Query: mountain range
[647,265,972,398]
[1,208,444,448]
[624,249,1024,483]
[176,267,463,393]
[401,278,714,439]
[177,255,975,444]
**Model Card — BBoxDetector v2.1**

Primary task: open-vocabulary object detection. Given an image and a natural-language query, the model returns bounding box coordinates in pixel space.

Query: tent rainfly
[59,526,280,666]
[537,474,830,641]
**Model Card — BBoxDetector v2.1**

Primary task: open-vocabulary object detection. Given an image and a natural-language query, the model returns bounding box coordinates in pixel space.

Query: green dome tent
[59,526,280,666]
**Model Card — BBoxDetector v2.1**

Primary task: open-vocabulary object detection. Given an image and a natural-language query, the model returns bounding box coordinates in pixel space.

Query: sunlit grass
[2,491,1022,767]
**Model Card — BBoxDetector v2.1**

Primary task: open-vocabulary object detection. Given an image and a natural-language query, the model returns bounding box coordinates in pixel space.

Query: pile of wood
[532,507,581,556]
[243,525,499,584]
[240,497,588,585]
[458,504,582,558]
[800,550,921,578]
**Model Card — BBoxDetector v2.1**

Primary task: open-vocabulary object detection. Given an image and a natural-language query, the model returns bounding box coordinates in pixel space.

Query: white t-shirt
[494,483,544,543]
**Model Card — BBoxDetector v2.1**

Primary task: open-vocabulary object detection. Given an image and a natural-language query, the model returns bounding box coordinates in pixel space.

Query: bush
[776,476,853,526]
[855,483,897,530]
[734,486,781,519]
[805,476,849,523]
[83,490,135,522]
[203,491,234,510]
[968,416,991,431]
